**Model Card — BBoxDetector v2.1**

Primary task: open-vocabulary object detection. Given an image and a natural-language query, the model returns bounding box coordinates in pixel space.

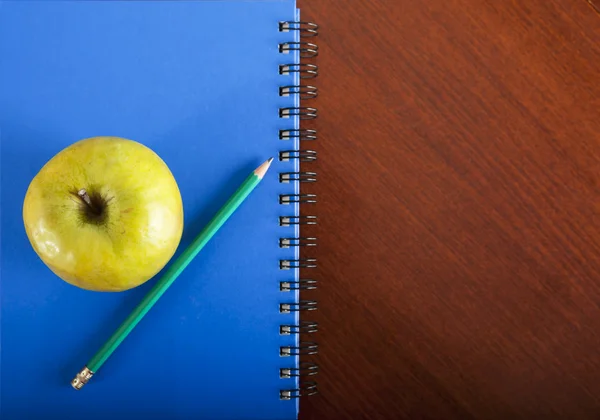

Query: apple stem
[77,189,98,213]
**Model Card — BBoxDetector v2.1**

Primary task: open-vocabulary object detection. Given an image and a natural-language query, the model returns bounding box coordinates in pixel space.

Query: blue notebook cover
[0,1,308,419]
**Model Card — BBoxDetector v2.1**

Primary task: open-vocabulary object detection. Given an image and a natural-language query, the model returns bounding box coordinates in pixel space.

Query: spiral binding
[280,342,319,357]
[280,237,318,247]
[278,20,319,400]
[280,172,317,183]
[279,194,317,204]
[279,150,317,162]
[280,129,317,141]
[278,21,318,37]
[279,42,319,58]
[279,216,317,226]
[279,64,319,79]
[279,107,318,120]
[279,85,318,100]
[280,382,318,400]
[280,322,319,335]
[280,301,318,313]
[280,259,317,269]
[279,279,317,291]
[280,362,319,379]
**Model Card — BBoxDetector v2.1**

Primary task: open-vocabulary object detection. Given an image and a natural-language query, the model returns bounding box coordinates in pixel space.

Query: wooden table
[297,1,600,418]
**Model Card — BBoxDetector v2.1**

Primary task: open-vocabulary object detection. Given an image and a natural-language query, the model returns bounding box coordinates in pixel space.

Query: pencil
[71,158,274,389]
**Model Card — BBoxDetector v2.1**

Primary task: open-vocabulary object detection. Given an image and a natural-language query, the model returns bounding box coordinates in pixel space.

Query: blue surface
[0,1,301,419]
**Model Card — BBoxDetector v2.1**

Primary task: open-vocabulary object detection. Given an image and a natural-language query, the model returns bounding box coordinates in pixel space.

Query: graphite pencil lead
[255,158,274,179]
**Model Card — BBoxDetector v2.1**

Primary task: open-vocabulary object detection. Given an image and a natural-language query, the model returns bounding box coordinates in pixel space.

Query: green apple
[23,136,184,292]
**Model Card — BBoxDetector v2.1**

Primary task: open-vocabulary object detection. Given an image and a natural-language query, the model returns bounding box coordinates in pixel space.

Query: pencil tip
[254,157,274,179]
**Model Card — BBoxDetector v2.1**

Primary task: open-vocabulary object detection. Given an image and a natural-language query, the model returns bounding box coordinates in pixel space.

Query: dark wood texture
[297,1,600,418]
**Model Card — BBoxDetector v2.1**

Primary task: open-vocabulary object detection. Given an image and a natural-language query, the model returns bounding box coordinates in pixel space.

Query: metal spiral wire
[279,129,317,141]
[280,322,319,335]
[280,259,317,269]
[280,301,318,313]
[279,216,317,226]
[279,150,317,162]
[280,362,319,379]
[279,194,317,204]
[280,237,318,248]
[280,382,318,400]
[280,342,319,357]
[279,42,319,58]
[279,85,318,100]
[279,279,317,291]
[279,63,318,79]
[280,171,317,183]
[278,19,319,400]
[279,21,319,37]
[279,107,318,120]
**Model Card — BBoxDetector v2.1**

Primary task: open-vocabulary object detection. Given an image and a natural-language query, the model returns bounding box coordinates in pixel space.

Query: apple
[22,136,184,292]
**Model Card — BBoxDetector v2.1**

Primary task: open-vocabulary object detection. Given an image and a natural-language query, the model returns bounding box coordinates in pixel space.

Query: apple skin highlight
[23,136,184,292]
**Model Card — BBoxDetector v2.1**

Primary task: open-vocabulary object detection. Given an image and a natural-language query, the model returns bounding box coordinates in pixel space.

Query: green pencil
[71,158,273,390]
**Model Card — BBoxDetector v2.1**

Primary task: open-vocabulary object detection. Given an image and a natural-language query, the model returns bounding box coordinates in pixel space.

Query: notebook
[0,1,318,419]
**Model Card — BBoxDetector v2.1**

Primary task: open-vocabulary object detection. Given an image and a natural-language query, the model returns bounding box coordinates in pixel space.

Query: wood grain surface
[296,0,600,418]
[588,0,600,16]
